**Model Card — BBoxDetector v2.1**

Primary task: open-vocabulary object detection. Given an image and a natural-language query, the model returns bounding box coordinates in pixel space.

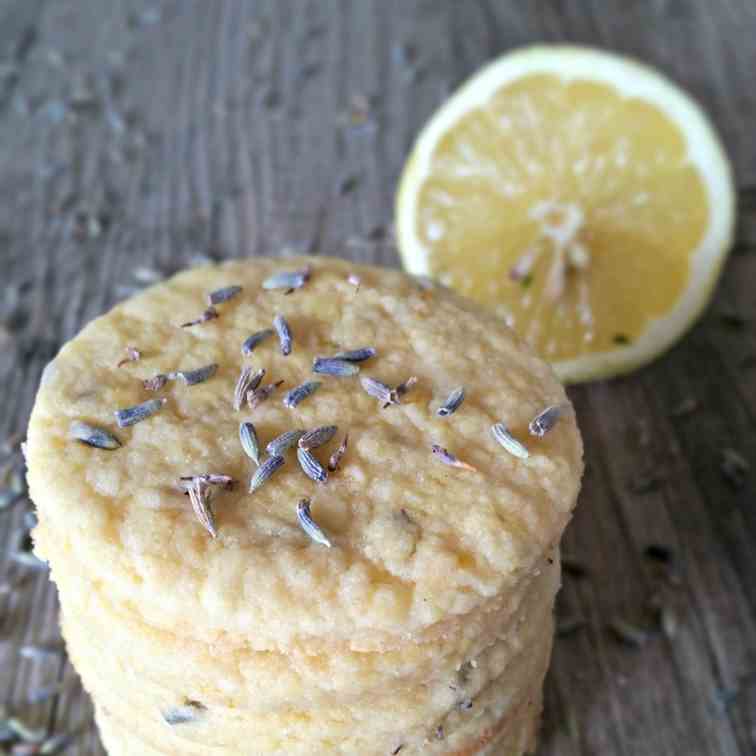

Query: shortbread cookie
[26,257,582,755]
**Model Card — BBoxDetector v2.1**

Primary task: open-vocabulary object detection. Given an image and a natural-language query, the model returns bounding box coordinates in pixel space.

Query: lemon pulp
[413,74,709,361]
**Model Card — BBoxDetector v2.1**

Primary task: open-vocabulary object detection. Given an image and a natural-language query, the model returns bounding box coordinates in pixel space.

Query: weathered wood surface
[1,1,755,754]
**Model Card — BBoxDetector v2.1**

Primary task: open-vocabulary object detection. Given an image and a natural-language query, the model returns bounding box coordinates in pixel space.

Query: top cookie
[26,257,582,650]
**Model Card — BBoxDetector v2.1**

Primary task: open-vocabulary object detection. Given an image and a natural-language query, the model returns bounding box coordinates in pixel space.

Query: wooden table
[1,1,755,754]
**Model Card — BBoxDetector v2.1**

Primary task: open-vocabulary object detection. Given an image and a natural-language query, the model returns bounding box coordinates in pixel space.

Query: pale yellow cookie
[40,531,558,708]
[81,628,551,755]
[26,257,582,754]
[60,565,557,752]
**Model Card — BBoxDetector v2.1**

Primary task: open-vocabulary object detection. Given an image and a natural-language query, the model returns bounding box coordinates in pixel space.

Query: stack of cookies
[26,257,582,755]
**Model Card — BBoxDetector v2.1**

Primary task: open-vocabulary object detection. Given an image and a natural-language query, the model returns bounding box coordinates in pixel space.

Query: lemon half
[396,45,735,382]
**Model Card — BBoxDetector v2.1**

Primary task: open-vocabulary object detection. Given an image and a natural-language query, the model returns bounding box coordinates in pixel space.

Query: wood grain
[1,1,754,754]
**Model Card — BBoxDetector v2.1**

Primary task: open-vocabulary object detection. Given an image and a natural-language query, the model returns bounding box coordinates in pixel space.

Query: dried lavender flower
[239,422,261,466]
[437,387,465,417]
[69,421,121,450]
[234,366,265,411]
[328,434,349,472]
[529,404,564,437]
[208,285,242,305]
[242,328,274,355]
[249,368,266,391]
[204,473,234,488]
[247,380,284,408]
[360,376,393,405]
[361,375,416,407]
[395,376,418,399]
[331,347,376,362]
[491,423,529,459]
[249,455,284,493]
[233,366,254,410]
[283,380,321,408]
[312,357,360,376]
[162,699,207,725]
[297,498,332,547]
[297,447,328,483]
[273,314,292,355]
[172,363,217,386]
[180,305,218,327]
[117,346,141,367]
[431,444,477,472]
[266,429,306,456]
[299,425,337,450]
[143,373,169,391]
[114,398,166,428]
[179,473,234,491]
[262,267,310,292]
[187,478,217,538]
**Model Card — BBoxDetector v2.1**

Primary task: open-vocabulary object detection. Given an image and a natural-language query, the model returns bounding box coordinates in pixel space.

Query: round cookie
[39,529,558,708]
[60,570,557,750]
[26,256,582,755]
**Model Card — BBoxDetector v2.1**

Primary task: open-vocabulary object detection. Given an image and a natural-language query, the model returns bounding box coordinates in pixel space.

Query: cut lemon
[396,45,735,383]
